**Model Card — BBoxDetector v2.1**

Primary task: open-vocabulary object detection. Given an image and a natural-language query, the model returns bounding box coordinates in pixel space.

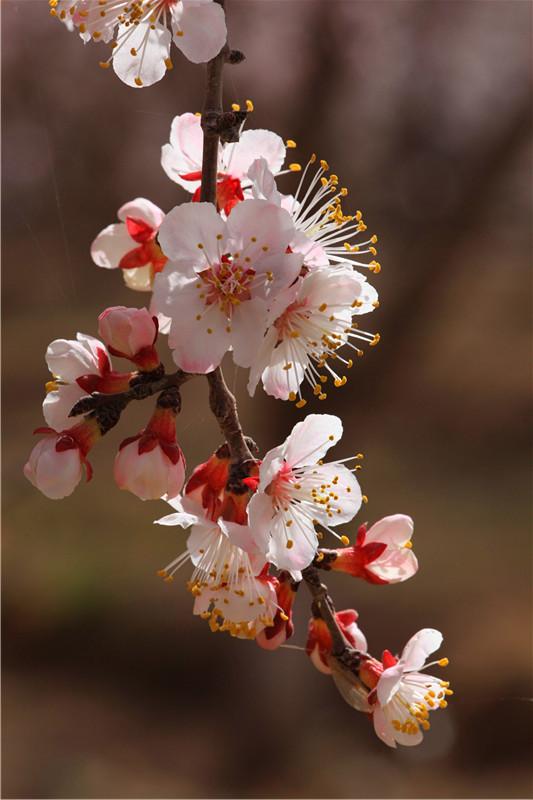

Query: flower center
[198,257,255,317]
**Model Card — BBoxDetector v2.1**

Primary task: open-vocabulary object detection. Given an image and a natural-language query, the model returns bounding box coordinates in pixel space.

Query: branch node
[227,49,245,65]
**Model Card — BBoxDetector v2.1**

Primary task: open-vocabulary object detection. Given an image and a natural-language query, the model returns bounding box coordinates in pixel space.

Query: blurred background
[2,1,532,797]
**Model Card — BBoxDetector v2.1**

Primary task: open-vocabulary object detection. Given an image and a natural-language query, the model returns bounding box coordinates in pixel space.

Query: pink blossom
[51,0,227,87]
[330,515,418,584]
[91,199,167,292]
[247,414,362,571]
[161,113,286,215]
[24,419,101,499]
[43,333,134,432]
[360,629,451,748]
[152,200,302,373]
[155,495,274,639]
[98,306,160,371]
[247,267,379,404]
[114,407,185,501]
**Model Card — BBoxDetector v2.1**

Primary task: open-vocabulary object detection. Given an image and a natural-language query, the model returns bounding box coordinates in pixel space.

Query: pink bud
[305,609,368,674]
[256,571,297,651]
[24,420,100,500]
[98,306,160,371]
[114,435,186,501]
[24,434,84,499]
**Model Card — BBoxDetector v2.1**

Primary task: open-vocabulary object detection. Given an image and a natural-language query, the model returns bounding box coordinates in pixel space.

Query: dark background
[2,1,532,797]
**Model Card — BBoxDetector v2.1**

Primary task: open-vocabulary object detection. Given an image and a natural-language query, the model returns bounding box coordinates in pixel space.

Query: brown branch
[206,368,253,468]
[302,565,352,656]
[198,1,253,474]
[199,0,228,205]
[69,369,196,418]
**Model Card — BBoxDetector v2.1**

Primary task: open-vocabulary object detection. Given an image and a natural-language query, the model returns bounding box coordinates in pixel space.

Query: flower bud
[24,419,101,499]
[184,443,230,520]
[328,516,418,584]
[114,405,185,501]
[98,306,160,371]
[306,609,368,674]
[256,570,298,650]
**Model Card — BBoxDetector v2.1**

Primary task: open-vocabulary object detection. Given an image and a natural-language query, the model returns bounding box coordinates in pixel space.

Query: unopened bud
[98,306,160,371]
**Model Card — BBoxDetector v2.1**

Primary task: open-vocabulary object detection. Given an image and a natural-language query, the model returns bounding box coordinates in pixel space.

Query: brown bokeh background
[2,1,532,798]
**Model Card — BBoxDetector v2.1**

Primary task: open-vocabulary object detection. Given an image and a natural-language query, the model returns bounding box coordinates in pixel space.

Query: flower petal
[173,0,227,64]
[284,413,343,466]
[365,514,414,546]
[400,628,443,672]
[91,223,133,269]
[113,21,171,88]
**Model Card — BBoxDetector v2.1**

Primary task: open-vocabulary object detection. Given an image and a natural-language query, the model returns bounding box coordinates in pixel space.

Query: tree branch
[198,1,253,472]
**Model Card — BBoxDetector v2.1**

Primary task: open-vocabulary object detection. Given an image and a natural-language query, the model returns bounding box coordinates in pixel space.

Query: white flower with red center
[161,113,287,216]
[152,200,303,373]
[249,156,381,276]
[328,515,419,585]
[247,414,363,572]
[155,496,278,638]
[91,199,167,292]
[360,628,452,748]
[247,266,379,407]
[43,333,134,431]
[50,0,227,87]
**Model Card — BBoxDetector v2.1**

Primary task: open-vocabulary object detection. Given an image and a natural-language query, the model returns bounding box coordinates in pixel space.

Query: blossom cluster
[25,3,451,751]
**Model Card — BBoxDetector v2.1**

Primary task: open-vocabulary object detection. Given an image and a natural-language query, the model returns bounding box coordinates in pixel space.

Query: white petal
[117,198,165,229]
[173,1,227,64]
[45,334,105,382]
[90,223,133,269]
[158,202,226,265]
[248,157,282,205]
[225,130,286,179]
[113,22,171,88]
[260,339,307,400]
[365,515,414,546]
[372,705,398,748]
[400,628,444,672]
[246,325,279,398]
[226,200,295,263]
[246,491,277,554]
[304,463,362,527]
[217,519,262,554]
[229,297,268,368]
[43,383,86,431]
[161,113,210,188]
[284,414,343,466]
[367,549,418,584]
[267,512,318,571]
[376,663,405,706]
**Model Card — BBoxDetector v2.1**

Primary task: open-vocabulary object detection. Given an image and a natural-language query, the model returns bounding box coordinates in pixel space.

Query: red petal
[126,216,155,243]
[381,650,398,669]
[119,245,150,271]
[179,171,202,182]
[363,541,388,564]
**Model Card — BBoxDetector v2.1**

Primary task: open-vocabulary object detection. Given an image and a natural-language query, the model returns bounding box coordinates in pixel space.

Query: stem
[302,565,352,656]
[206,368,253,466]
[69,369,196,417]
[199,1,253,469]
[200,0,228,205]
